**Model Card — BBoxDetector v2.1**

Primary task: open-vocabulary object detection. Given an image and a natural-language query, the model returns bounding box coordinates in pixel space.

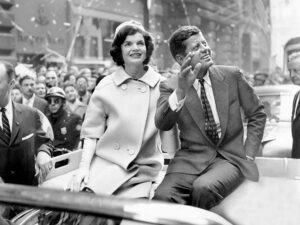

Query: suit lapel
[10,102,21,145]
[210,68,229,144]
[185,83,209,141]
[184,66,229,145]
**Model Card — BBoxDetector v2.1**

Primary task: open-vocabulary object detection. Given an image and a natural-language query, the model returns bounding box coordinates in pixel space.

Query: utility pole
[141,0,149,30]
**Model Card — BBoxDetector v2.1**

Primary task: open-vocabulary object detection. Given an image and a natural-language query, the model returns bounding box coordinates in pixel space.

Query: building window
[74,36,85,58]
[90,37,98,57]
[100,20,121,59]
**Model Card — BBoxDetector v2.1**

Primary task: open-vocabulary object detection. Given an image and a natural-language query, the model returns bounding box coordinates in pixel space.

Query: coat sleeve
[80,89,107,139]
[236,68,267,158]
[155,79,182,131]
[35,109,54,156]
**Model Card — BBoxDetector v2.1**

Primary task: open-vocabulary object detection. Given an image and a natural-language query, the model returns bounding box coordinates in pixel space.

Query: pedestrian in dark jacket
[45,87,82,151]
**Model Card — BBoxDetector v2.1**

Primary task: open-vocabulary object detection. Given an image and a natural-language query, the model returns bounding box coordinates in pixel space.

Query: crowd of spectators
[11,64,109,152]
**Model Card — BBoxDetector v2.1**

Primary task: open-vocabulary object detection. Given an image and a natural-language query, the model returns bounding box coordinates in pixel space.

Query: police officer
[45,87,82,151]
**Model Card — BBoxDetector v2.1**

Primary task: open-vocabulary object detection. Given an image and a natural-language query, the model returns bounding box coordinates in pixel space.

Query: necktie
[1,108,11,145]
[199,79,219,144]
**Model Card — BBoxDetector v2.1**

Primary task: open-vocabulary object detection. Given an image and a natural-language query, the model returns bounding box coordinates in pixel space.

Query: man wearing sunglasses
[45,87,82,151]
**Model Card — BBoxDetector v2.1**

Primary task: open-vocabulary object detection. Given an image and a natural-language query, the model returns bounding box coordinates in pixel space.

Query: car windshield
[258,93,292,122]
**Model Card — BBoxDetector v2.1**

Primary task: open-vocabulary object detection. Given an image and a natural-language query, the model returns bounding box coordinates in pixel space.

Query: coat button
[121,84,127,90]
[127,148,135,155]
[113,143,120,150]
[140,86,146,93]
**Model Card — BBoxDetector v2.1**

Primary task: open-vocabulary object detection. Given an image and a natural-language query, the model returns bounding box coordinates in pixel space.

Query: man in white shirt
[0,61,53,186]
[153,26,266,210]
[19,75,48,114]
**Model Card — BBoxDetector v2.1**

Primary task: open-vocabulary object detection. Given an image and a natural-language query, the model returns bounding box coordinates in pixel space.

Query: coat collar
[112,66,161,88]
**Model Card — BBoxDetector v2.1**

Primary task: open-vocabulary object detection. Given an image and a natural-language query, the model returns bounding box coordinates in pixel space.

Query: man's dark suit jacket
[291,90,300,158]
[21,95,48,115]
[0,102,53,185]
[155,65,266,181]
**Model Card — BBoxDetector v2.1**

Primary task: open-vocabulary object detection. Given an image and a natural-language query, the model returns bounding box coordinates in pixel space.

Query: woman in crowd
[70,20,164,199]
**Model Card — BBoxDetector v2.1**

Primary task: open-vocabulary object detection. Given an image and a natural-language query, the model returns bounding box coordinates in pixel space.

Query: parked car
[253,84,300,157]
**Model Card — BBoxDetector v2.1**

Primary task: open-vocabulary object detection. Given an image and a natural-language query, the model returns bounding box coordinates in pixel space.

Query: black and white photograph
[0,0,299,224]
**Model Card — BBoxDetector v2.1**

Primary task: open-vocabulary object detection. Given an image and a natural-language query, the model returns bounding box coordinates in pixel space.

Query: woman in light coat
[70,20,164,199]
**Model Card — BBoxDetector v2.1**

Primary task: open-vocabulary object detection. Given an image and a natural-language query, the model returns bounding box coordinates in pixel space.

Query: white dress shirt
[22,94,35,107]
[0,99,13,131]
[169,74,221,137]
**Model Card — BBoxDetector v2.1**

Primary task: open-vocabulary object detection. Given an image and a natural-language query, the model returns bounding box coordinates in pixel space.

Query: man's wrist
[176,88,186,101]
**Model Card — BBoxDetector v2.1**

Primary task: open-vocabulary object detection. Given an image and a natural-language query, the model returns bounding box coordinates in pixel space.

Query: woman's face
[121,32,147,67]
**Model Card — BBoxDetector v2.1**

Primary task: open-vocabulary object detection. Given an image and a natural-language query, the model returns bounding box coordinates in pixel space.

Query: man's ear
[9,79,15,88]
[175,54,184,65]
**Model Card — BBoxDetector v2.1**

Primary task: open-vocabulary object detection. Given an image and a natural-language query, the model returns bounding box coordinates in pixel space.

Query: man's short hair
[288,51,300,62]
[76,75,88,83]
[169,26,201,59]
[63,81,76,91]
[19,74,35,85]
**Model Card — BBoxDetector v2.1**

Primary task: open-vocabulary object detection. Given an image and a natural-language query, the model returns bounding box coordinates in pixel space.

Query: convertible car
[1,149,299,225]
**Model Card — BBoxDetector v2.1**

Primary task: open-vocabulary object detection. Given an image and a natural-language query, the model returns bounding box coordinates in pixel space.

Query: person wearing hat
[45,87,82,151]
[69,20,169,199]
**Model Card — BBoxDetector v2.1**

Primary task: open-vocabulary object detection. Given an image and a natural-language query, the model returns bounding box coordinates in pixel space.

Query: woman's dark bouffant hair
[110,26,154,66]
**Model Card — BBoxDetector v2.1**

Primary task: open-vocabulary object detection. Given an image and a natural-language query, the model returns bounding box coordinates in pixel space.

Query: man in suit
[19,75,48,114]
[153,26,266,209]
[289,52,300,158]
[0,61,53,186]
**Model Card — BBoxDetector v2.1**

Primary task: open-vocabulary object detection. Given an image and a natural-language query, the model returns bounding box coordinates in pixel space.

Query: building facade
[2,0,270,74]
[148,0,271,75]
[0,0,16,63]
[11,0,145,68]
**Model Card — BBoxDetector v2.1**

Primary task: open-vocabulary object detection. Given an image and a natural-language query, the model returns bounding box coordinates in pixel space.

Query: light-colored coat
[81,66,164,198]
